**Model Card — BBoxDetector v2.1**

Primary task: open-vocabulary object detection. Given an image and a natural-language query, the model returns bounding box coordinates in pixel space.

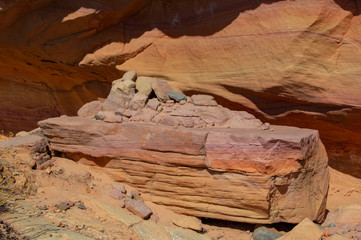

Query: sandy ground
[327,168,361,212]
[0,147,140,239]
[0,134,8,142]
[0,134,360,240]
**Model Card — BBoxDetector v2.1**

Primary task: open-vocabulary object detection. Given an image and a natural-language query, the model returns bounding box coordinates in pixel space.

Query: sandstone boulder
[15,131,30,137]
[38,116,329,224]
[109,189,124,200]
[125,200,153,220]
[112,182,126,194]
[145,98,160,111]
[31,137,51,166]
[278,218,323,240]
[77,101,102,117]
[111,79,136,95]
[127,189,141,199]
[129,93,148,111]
[222,111,263,129]
[168,91,187,102]
[0,135,45,150]
[136,76,153,96]
[98,111,123,123]
[195,106,232,126]
[102,79,136,111]
[122,71,137,81]
[28,128,45,137]
[172,215,202,232]
[151,78,178,102]
[191,95,218,107]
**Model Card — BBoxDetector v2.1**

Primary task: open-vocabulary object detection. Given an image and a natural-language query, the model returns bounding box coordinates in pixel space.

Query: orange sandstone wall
[0,0,360,176]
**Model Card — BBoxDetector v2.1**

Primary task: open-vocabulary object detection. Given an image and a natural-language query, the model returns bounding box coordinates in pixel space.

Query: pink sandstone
[38,116,329,224]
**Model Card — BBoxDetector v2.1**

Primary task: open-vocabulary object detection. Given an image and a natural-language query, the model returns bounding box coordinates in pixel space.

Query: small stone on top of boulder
[103,77,135,111]
[168,91,187,102]
[109,188,124,200]
[135,76,153,96]
[117,79,136,95]
[151,78,182,102]
[191,94,218,106]
[77,100,102,117]
[97,111,122,123]
[146,98,160,111]
[75,70,270,131]
[129,92,148,110]
[125,199,152,220]
[112,182,126,194]
[122,70,137,81]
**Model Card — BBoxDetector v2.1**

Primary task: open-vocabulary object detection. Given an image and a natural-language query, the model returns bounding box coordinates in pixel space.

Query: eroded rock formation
[0,0,360,177]
[38,116,329,224]
[37,73,329,224]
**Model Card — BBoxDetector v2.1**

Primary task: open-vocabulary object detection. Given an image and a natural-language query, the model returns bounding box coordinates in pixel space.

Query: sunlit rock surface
[0,0,360,176]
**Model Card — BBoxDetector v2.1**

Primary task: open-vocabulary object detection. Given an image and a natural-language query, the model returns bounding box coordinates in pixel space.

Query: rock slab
[278,218,323,240]
[125,200,153,220]
[38,116,329,224]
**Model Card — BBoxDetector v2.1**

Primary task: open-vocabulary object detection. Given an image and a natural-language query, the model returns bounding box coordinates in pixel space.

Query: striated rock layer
[0,0,360,177]
[38,116,329,224]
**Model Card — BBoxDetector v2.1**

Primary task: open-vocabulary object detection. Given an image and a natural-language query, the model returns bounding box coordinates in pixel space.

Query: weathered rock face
[278,218,323,240]
[38,116,329,224]
[324,205,361,225]
[0,0,360,177]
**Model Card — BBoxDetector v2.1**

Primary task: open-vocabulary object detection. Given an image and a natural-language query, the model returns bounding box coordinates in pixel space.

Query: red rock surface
[0,0,360,177]
[38,116,329,224]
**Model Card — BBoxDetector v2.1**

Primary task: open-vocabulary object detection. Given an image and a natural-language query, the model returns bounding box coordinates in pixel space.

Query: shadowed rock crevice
[334,0,361,15]
[221,84,353,116]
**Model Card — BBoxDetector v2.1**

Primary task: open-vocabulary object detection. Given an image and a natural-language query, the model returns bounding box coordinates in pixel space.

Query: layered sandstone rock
[0,0,360,177]
[38,114,329,224]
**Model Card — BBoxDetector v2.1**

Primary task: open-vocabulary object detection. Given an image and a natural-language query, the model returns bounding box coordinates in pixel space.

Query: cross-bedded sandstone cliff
[0,0,360,177]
